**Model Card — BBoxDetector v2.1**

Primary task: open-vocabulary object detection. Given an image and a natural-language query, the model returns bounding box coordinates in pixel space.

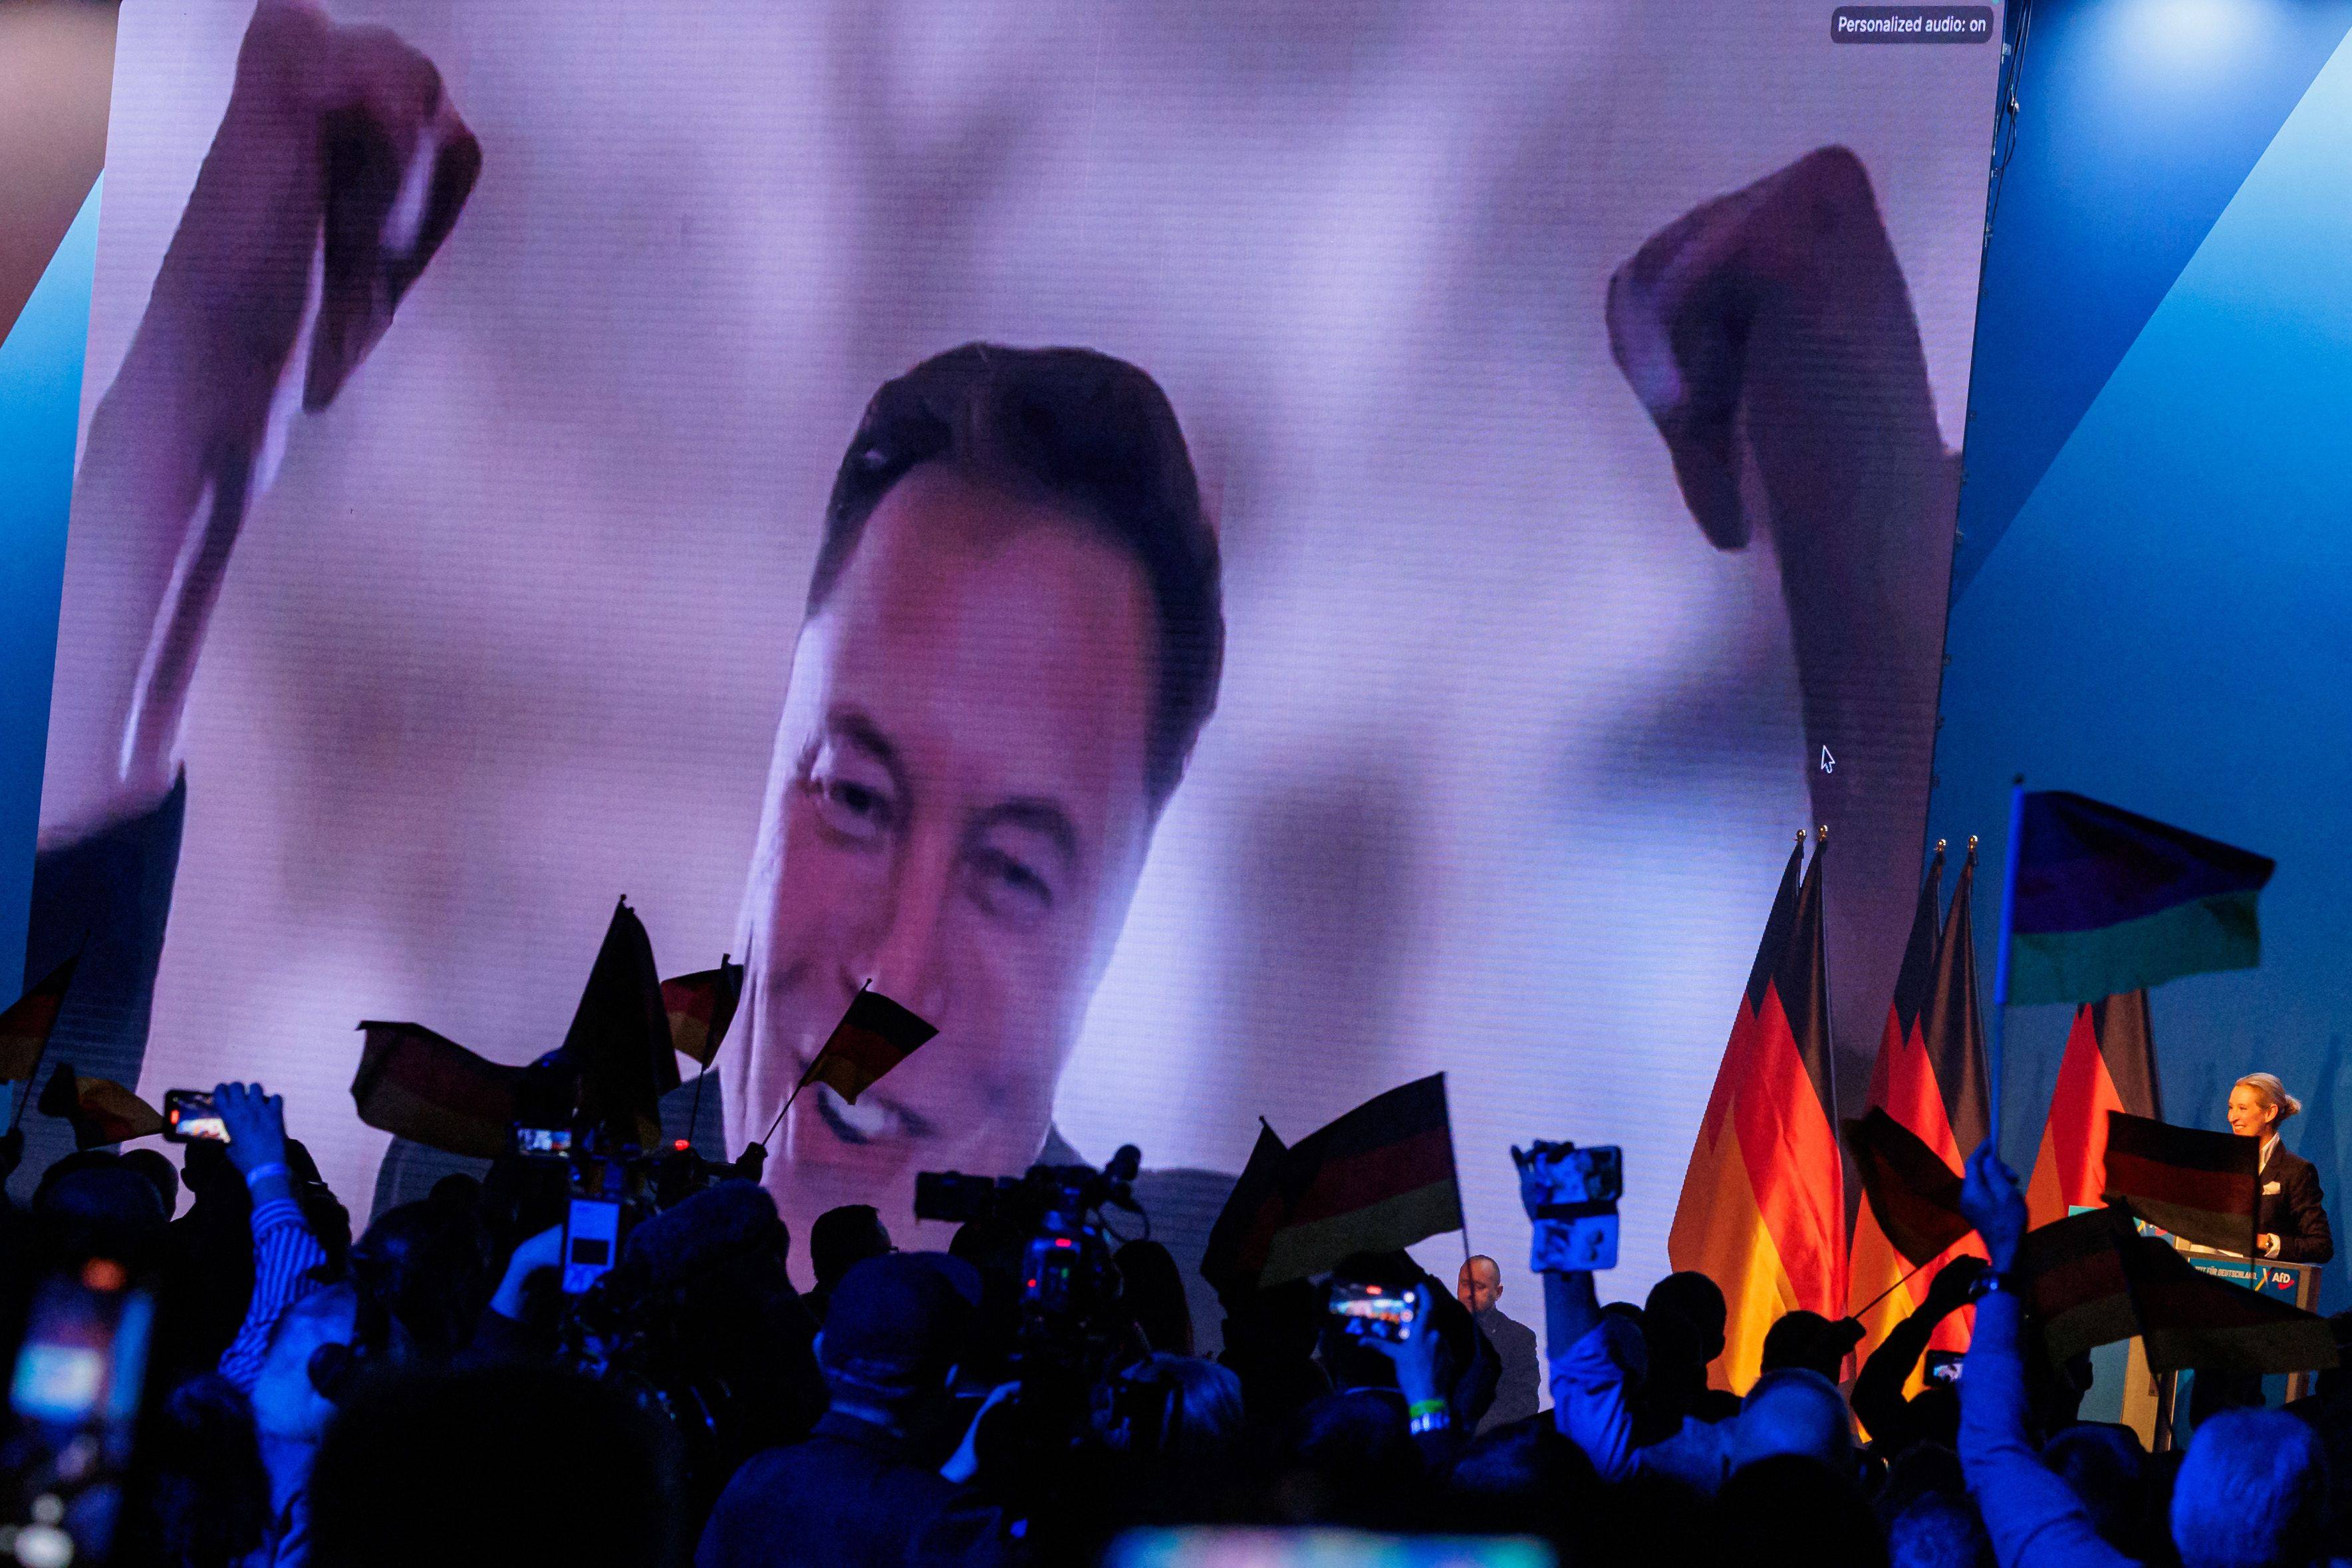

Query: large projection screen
[31,0,2003,1313]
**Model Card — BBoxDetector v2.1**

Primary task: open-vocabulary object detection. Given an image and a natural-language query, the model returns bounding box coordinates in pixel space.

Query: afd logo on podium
[1833,5,1996,43]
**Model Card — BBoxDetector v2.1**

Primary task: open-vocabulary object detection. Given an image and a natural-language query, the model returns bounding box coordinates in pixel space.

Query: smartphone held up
[161,1089,228,1144]
[1327,1279,1419,1343]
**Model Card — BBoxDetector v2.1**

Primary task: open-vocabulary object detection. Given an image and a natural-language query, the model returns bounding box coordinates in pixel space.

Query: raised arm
[1541,1267,1644,1483]
[213,1082,328,1391]
[1850,1253,1984,1448]
[40,0,476,844]
[1608,146,1958,1074]
[1955,1142,2137,1568]
[1513,1142,1636,1482]
[1359,1281,1471,1471]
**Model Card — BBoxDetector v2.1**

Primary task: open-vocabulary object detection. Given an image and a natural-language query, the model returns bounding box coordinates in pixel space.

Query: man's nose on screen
[860,841,956,1023]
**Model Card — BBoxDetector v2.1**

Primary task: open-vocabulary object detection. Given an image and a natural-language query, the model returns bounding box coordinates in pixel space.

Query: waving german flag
[662,958,744,1068]
[564,899,675,1148]
[799,986,937,1105]
[2008,791,2272,1005]
[352,1022,526,1159]
[1670,834,1843,1392]
[38,1062,164,1149]
[2101,1111,2258,1255]
[1848,849,1946,1354]
[2025,991,2159,1229]
[1255,1075,1462,1288]
[0,956,78,1086]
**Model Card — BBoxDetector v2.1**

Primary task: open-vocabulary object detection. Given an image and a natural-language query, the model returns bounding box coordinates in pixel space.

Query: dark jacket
[1474,1305,1542,1432]
[2260,1144,2333,1263]
[696,1410,958,1568]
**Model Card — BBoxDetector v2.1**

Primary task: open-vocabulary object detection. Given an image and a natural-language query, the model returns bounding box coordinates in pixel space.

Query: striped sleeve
[217,1194,328,1392]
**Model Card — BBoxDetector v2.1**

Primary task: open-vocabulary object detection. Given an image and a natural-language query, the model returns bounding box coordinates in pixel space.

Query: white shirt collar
[2262,1134,2281,1170]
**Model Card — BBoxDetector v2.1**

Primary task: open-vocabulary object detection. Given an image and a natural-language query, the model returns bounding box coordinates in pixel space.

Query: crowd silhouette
[3,1088,2346,1568]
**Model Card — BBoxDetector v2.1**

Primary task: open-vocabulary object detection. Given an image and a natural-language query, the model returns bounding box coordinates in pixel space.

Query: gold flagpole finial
[1968,835,1980,853]
[1817,823,1829,843]
[1797,827,1809,843]
[1936,838,1948,854]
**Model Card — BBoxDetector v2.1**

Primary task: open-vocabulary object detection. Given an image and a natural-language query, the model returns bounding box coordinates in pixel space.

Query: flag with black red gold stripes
[799,986,938,1105]
[1255,1074,1463,1288]
[1670,833,1845,1392]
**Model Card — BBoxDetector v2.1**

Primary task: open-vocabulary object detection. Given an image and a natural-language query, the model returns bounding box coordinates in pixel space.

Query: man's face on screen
[731,464,1160,1241]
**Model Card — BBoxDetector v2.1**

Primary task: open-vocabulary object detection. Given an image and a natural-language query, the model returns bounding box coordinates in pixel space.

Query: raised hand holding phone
[1353,1281,1447,1416]
[212,1081,293,1201]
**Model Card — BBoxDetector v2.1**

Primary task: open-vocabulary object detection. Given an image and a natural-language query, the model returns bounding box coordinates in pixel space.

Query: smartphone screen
[8,1261,154,1567]
[513,1125,573,1157]
[163,1089,229,1144]
[1108,1529,1554,1568]
[562,1198,623,1293]
[1328,1283,1416,1341]
[11,1260,152,1434]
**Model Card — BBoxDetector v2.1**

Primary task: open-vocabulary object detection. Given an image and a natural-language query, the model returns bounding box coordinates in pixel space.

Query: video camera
[1512,1140,1624,1271]
[913,1147,1152,1518]
[914,1145,1144,1336]
[483,1061,780,1491]
[501,1042,768,1294]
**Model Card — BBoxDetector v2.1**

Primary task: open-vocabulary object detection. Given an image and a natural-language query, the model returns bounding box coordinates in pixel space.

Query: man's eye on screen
[803,763,896,843]
[966,846,1054,924]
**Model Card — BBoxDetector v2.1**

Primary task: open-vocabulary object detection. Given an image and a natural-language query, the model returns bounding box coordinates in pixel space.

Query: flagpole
[684,954,727,1152]
[759,978,869,1151]
[1990,776,2026,1163]
[6,938,85,1136]
[1434,1070,1470,1269]
[7,1041,46,1135]
[1850,1253,1936,1321]
[758,1080,807,1152]
[7,1019,47,1135]
[1812,822,1848,1316]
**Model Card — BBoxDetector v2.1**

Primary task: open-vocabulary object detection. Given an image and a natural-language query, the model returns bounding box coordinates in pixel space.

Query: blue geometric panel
[1933,25,2352,1305]
[0,178,98,987]
[1954,0,2352,601]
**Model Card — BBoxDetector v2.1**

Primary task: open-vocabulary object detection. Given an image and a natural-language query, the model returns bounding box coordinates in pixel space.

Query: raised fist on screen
[1607,146,1960,1095]
[179,0,479,416]
[44,0,478,839]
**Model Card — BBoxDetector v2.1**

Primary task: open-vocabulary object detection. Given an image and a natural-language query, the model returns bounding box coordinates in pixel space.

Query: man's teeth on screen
[815,1085,912,1144]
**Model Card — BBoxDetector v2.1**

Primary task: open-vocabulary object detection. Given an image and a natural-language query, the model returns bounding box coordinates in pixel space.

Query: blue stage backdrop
[0,187,98,1003]
[1934,0,2352,1310]
[0,0,118,1031]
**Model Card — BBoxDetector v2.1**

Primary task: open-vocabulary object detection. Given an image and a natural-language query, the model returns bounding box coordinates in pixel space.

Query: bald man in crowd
[1459,1255,1539,1431]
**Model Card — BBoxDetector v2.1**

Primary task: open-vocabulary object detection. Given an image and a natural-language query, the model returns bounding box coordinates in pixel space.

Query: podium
[2120,1240,2324,1450]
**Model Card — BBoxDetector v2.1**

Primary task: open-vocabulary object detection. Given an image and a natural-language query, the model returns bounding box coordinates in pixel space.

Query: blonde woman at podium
[2226,1073,2333,1264]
